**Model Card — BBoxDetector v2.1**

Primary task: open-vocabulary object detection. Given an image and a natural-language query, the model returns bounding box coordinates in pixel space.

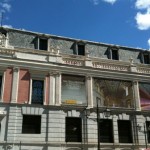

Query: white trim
[29,78,32,104]
[11,67,19,103]
[0,72,5,102]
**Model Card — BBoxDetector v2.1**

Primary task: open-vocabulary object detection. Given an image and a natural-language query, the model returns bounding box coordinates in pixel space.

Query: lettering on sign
[63,59,83,66]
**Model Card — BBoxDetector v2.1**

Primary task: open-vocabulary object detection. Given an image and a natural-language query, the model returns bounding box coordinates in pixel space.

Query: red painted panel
[3,68,13,103]
[17,69,30,103]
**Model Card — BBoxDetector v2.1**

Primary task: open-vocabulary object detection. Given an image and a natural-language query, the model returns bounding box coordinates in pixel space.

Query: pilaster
[55,72,61,105]
[48,72,55,105]
[86,76,93,108]
[113,115,119,144]
[11,67,19,103]
[133,81,141,111]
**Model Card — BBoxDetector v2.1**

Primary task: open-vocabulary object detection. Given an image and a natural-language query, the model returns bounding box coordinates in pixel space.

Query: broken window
[22,115,41,134]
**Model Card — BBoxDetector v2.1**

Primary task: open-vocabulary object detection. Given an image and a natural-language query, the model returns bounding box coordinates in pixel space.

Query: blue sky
[0,0,150,50]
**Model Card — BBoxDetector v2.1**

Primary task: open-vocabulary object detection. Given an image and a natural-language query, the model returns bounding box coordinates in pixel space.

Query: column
[113,115,119,144]
[49,72,55,105]
[11,67,19,103]
[86,76,93,108]
[55,73,61,105]
[133,81,141,111]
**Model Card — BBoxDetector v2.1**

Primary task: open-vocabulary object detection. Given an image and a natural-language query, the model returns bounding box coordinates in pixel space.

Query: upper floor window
[108,47,119,60]
[73,42,85,56]
[93,78,134,108]
[22,115,41,134]
[35,37,48,50]
[0,32,6,47]
[31,80,44,104]
[139,82,150,110]
[61,75,86,105]
[66,117,82,142]
[39,38,48,50]
[77,44,85,55]
[142,52,150,64]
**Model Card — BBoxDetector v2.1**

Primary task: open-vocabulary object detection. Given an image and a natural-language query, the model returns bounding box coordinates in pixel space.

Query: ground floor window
[99,119,113,143]
[66,117,82,142]
[118,120,133,143]
[22,115,41,134]
[146,121,150,143]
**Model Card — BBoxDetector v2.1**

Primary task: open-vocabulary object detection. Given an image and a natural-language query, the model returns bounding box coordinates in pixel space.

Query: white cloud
[135,0,150,30]
[2,24,12,28]
[148,38,150,50]
[90,0,118,5]
[1,3,11,12]
[90,0,100,5]
[102,0,117,5]
[135,0,150,10]
[135,10,150,30]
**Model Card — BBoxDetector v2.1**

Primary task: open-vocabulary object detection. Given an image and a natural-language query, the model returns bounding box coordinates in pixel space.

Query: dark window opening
[22,115,41,134]
[66,117,82,142]
[78,44,85,56]
[143,54,150,64]
[112,49,119,60]
[32,80,44,104]
[39,39,48,50]
[0,76,2,97]
[99,119,113,143]
[118,120,133,143]
[146,121,150,143]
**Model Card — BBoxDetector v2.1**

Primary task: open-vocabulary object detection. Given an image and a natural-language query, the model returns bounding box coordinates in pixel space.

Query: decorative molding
[0,48,15,55]
[137,68,150,74]
[93,62,129,72]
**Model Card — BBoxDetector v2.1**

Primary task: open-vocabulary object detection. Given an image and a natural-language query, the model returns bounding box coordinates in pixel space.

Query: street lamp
[96,97,111,150]
[86,98,111,150]
[137,123,150,149]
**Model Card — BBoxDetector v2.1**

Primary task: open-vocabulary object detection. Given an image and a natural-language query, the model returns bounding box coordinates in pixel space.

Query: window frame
[35,37,48,51]
[108,47,119,60]
[74,41,85,56]
[142,52,150,64]
[29,78,45,105]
